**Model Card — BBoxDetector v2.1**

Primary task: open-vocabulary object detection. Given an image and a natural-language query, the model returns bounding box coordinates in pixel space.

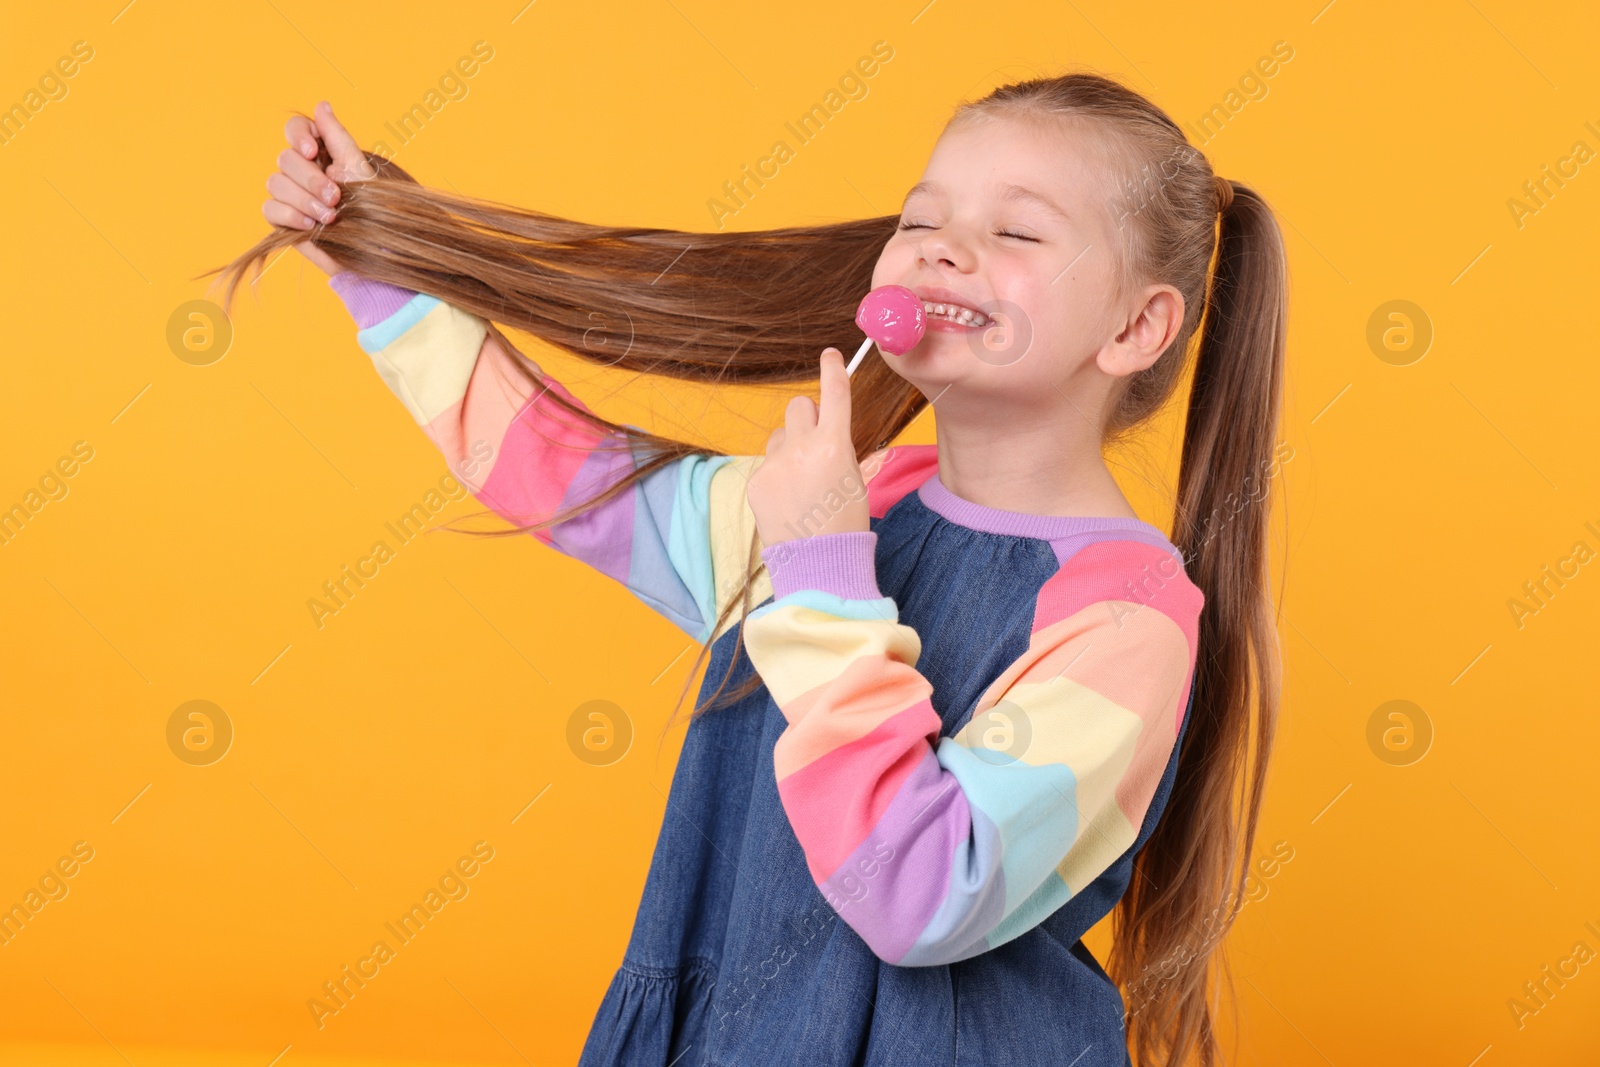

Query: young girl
[221,71,1285,1067]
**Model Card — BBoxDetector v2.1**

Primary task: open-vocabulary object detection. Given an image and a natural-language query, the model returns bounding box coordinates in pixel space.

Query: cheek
[1029,291,1076,339]
[988,286,1081,379]
[871,242,913,288]
[991,278,1054,343]
[1035,271,1110,335]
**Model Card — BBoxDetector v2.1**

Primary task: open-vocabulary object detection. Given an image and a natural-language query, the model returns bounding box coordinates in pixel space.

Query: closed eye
[897,221,1040,243]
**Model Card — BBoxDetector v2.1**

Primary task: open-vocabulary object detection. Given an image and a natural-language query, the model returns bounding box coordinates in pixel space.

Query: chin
[882,347,966,395]
[896,332,972,364]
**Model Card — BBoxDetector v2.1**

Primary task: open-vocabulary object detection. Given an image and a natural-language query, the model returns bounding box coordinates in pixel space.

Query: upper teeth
[923,300,989,327]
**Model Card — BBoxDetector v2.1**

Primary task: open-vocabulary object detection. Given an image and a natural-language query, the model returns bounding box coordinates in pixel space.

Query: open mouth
[921,300,991,328]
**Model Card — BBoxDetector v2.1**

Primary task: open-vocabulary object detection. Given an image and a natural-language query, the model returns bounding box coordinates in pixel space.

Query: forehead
[908,112,1115,215]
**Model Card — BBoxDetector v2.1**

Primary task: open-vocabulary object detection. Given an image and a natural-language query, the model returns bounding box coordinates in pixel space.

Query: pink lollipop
[847,285,926,375]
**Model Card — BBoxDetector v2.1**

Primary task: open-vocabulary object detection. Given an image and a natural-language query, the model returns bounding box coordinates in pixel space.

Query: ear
[1096,284,1185,378]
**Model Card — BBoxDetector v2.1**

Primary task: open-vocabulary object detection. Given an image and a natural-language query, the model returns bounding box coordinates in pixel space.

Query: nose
[912,225,976,273]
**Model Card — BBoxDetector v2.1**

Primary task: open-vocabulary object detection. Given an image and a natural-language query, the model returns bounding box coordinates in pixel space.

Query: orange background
[2,1,1598,1064]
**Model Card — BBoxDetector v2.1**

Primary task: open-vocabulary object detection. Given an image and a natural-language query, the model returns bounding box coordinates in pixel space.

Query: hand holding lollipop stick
[847,285,927,377]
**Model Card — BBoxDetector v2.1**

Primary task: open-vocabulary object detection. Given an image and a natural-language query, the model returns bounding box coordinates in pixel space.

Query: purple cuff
[761,531,882,600]
[328,271,419,329]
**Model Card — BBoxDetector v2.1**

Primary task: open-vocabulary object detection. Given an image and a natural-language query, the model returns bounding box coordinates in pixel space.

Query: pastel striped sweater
[329,271,1205,968]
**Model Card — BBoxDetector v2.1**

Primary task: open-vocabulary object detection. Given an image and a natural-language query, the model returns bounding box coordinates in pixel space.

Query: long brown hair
[204,70,1285,1067]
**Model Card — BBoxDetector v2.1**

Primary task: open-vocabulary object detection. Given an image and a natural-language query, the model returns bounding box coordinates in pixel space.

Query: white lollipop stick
[845,335,873,378]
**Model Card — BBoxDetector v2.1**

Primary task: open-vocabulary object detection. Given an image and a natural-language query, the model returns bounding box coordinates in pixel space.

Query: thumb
[314,101,376,182]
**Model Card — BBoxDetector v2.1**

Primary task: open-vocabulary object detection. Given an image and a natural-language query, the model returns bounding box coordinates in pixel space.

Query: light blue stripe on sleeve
[665,451,739,645]
[357,293,440,353]
[747,589,900,624]
[931,740,1081,942]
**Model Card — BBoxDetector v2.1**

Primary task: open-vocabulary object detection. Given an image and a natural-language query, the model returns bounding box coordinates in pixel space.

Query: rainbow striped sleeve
[742,533,1204,966]
[329,272,768,644]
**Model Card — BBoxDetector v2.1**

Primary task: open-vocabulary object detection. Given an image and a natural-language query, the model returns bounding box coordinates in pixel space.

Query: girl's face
[871,113,1138,411]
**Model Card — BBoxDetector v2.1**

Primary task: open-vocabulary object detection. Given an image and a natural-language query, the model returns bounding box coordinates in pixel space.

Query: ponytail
[1111,178,1288,1066]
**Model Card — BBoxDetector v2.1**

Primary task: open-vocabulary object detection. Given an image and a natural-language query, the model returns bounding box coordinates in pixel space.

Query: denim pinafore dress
[577,476,1197,1067]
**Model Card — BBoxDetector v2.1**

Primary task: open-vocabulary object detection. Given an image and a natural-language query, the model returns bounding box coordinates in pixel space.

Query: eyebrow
[902,180,1071,223]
